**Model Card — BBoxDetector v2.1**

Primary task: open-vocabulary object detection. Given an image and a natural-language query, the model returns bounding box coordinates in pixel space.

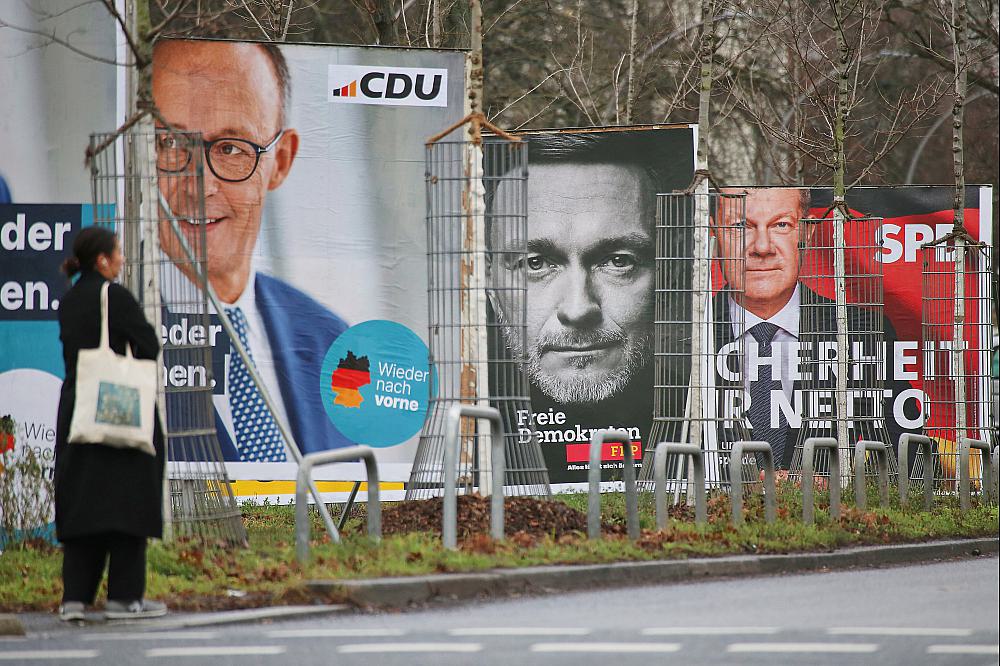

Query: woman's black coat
[54,270,165,541]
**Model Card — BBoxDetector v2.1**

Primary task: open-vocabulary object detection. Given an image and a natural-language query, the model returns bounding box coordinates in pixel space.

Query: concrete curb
[122,604,352,630]
[307,537,999,608]
[9,604,351,636]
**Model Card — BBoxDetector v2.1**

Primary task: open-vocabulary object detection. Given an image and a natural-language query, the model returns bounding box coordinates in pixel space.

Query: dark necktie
[747,322,788,466]
[225,306,287,462]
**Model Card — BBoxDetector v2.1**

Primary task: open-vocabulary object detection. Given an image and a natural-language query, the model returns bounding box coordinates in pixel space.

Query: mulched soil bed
[380,495,625,539]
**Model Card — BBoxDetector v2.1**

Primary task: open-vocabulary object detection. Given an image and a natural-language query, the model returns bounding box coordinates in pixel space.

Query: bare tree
[725,0,950,187]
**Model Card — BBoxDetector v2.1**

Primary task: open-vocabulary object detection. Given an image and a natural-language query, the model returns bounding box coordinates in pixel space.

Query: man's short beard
[496,306,650,404]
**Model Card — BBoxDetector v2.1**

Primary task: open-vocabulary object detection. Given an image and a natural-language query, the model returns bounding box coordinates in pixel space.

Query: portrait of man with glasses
[153,39,351,462]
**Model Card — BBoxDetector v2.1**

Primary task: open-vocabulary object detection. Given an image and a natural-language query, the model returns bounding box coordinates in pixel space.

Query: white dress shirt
[160,261,291,454]
[728,284,801,399]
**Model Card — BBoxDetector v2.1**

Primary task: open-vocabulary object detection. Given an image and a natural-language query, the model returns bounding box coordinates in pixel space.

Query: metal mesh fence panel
[918,237,995,493]
[788,213,898,484]
[89,127,246,544]
[639,192,759,499]
[407,135,550,499]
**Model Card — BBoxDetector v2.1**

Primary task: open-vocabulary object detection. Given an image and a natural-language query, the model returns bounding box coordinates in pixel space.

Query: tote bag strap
[99,281,111,351]
[100,281,136,359]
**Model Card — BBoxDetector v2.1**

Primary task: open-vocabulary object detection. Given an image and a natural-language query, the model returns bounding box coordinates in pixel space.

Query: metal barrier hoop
[729,441,776,525]
[443,404,506,550]
[653,442,706,527]
[898,433,934,510]
[801,437,842,524]
[959,438,994,511]
[854,440,890,510]
[295,445,381,564]
[587,429,640,540]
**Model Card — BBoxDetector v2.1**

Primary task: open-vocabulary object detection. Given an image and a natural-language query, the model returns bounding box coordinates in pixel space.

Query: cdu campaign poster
[150,39,466,498]
[0,205,93,524]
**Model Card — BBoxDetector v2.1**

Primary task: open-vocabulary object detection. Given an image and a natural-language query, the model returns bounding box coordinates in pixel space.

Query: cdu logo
[328,65,448,107]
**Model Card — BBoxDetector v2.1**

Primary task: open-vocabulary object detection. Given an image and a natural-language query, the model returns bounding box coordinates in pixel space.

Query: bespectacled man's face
[492,161,654,404]
[152,41,299,304]
[714,188,806,320]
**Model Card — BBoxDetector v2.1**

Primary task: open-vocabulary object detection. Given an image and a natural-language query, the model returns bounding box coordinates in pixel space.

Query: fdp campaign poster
[488,126,697,488]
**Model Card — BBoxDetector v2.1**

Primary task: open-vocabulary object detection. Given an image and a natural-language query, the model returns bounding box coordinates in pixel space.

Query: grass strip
[1,485,996,612]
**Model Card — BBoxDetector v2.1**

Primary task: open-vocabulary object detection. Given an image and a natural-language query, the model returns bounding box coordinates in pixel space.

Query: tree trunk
[367,0,398,45]
[831,0,850,458]
[625,0,639,124]
[950,0,967,231]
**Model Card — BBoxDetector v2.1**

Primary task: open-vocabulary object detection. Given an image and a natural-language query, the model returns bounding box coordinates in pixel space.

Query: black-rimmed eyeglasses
[156,130,286,183]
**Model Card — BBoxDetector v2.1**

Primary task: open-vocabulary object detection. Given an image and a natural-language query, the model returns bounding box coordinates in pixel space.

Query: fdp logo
[328,65,448,107]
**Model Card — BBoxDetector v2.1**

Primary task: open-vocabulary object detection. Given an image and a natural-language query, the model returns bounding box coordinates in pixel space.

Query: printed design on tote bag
[95,381,141,427]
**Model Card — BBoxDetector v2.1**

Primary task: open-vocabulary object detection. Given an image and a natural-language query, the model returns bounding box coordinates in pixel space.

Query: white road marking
[145,646,286,657]
[643,627,780,636]
[927,644,1000,655]
[450,627,591,636]
[728,642,879,653]
[80,631,218,641]
[531,642,681,653]
[266,628,407,638]
[0,650,99,660]
[828,627,973,637]
[338,643,482,653]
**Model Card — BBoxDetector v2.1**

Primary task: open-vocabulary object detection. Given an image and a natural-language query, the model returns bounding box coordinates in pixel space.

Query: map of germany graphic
[329,350,370,408]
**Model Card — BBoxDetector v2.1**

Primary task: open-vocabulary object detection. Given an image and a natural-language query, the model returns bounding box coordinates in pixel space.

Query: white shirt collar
[225,272,257,317]
[729,283,800,340]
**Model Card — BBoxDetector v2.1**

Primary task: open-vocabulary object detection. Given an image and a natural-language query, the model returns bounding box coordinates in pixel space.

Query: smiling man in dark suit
[154,40,350,461]
[711,187,918,471]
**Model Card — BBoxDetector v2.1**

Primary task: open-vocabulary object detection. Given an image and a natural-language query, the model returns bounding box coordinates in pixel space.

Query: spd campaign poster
[655,185,994,482]
[150,39,466,499]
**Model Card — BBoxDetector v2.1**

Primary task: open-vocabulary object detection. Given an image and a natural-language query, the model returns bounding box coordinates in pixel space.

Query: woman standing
[55,227,167,621]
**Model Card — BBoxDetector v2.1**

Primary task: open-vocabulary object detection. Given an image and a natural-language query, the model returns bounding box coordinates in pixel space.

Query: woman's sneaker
[58,601,86,622]
[104,599,168,619]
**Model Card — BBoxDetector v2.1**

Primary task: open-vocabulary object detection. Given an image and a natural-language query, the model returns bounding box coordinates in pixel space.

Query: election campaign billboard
[488,126,697,487]
[149,39,466,497]
[486,176,993,488]
[0,205,93,539]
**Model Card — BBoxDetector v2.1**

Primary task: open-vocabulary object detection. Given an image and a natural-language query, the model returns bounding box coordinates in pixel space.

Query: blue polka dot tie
[225,307,287,462]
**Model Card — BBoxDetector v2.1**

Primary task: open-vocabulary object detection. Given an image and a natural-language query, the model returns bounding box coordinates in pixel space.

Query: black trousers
[61,532,147,604]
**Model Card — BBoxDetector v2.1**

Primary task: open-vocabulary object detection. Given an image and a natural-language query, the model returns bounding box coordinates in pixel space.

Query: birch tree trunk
[948,0,969,456]
[831,0,850,464]
[458,0,492,494]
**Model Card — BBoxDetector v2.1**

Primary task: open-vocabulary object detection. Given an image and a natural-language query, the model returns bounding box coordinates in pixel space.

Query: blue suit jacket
[212,273,351,461]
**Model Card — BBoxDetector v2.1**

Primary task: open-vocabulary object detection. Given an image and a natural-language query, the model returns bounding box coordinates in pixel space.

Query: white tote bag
[68,282,157,456]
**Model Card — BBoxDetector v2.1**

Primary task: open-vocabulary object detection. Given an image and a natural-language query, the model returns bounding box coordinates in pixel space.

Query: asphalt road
[3,556,998,665]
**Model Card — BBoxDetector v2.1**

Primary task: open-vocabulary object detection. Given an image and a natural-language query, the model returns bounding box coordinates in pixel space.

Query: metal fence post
[959,438,993,511]
[653,443,705,527]
[898,433,934,510]
[443,404,506,550]
[854,440,890,510]
[992,447,1000,504]
[729,441,776,526]
[801,437,841,525]
[587,429,640,540]
[294,445,381,565]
